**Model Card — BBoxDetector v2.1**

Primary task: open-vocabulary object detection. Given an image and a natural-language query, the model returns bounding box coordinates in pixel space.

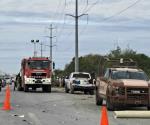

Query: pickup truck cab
[65,72,95,94]
[96,59,150,110]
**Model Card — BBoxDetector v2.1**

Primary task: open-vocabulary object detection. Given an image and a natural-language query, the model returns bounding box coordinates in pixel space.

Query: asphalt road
[0,86,149,125]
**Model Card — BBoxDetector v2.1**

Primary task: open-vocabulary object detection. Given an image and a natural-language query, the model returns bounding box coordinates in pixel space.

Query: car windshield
[73,73,90,79]
[28,60,50,69]
[111,71,149,81]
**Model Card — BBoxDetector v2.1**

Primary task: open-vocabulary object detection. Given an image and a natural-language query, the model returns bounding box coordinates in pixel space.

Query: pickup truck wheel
[24,85,29,92]
[96,91,103,105]
[70,87,74,94]
[0,87,1,91]
[89,90,94,95]
[65,85,69,93]
[106,98,115,111]
[84,90,88,94]
[147,106,150,110]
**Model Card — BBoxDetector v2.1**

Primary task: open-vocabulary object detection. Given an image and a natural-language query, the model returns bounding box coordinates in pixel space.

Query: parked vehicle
[96,58,150,110]
[65,72,95,94]
[0,79,2,91]
[5,77,12,85]
[17,57,52,92]
[1,79,6,87]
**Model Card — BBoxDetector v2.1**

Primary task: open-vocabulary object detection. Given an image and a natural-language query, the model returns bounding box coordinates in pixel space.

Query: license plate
[135,100,141,104]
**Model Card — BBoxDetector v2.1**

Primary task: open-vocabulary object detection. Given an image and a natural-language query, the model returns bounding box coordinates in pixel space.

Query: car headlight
[25,78,34,83]
[113,87,125,95]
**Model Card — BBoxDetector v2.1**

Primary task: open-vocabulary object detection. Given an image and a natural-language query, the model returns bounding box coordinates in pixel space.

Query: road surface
[0,86,149,125]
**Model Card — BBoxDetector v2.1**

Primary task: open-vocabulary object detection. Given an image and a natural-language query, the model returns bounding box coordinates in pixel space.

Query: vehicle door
[99,68,110,97]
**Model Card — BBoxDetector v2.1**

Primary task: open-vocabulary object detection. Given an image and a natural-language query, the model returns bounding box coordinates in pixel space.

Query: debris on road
[114,111,150,118]
[11,114,25,118]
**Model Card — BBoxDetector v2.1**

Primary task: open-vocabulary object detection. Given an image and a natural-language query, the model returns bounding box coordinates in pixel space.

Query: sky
[0,0,150,74]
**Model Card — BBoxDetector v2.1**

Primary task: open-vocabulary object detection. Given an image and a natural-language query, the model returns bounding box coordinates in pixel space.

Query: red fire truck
[17,57,52,92]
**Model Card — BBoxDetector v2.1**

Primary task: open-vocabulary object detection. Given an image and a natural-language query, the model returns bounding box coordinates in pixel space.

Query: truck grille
[126,88,148,100]
[31,73,47,78]
[127,88,148,94]
[127,95,148,100]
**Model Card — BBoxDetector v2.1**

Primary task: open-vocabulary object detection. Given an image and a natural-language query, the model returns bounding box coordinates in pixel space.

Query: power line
[55,1,68,39]
[51,0,62,22]
[102,0,141,21]
[79,0,141,35]
[82,0,100,13]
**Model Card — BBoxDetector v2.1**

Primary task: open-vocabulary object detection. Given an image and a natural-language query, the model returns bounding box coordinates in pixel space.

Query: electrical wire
[102,0,141,21]
[51,0,62,22]
[80,0,141,36]
[82,0,100,14]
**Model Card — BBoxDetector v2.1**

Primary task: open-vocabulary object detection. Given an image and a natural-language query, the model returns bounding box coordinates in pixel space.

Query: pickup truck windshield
[28,60,50,69]
[111,71,149,81]
[73,74,90,79]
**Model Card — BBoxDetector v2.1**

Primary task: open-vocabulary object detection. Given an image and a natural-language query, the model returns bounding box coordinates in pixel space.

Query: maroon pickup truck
[96,59,150,110]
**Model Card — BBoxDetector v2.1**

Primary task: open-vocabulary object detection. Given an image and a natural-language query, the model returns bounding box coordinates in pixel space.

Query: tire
[65,85,69,93]
[70,86,74,94]
[84,90,88,94]
[47,85,51,93]
[17,83,23,91]
[24,85,29,92]
[0,87,1,92]
[147,106,150,110]
[42,86,46,92]
[106,98,115,111]
[96,90,103,105]
[89,90,94,95]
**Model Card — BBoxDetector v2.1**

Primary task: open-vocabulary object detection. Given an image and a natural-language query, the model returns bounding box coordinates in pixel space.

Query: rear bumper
[72,84,95,91]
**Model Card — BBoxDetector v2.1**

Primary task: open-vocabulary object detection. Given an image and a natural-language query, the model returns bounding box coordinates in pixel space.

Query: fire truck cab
[18,57,52,92]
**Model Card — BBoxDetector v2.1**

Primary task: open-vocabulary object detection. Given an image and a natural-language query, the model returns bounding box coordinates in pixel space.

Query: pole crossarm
[78,14,88,18]
[66,13,88,18]
[66,14,75,18]
[44,36,56,39]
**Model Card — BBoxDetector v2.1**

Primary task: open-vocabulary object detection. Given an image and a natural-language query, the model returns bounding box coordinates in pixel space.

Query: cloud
[0,0,150,73]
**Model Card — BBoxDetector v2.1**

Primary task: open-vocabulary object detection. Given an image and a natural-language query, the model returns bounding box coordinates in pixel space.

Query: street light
[31,40,39,57]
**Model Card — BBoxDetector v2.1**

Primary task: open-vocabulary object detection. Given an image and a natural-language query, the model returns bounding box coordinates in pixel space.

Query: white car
[5,77,12,85]
[65,72,95,94]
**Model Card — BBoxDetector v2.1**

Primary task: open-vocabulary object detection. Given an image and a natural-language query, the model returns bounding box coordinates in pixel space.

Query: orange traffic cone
[100,106,109,125]
[2,85,11,110]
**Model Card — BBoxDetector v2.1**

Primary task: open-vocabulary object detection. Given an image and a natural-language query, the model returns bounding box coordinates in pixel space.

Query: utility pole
[66,0,88,72]
[46,24,56,69]
[39,42,43,57]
